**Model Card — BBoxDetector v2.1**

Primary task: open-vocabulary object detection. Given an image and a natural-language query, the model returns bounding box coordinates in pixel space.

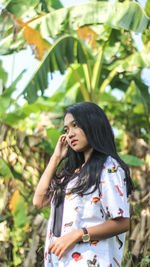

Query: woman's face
[64,113,90,153]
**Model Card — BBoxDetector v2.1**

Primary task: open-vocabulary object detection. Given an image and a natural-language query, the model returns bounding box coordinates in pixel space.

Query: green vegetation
[0,0,150,266]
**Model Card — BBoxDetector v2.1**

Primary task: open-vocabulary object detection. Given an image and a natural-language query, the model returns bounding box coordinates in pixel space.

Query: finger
[54,247,61,257]
[65,140,69,146]
[48,243,55,254]
[58,248,65,260]
[60,135,66,142]
[50,246,56,254]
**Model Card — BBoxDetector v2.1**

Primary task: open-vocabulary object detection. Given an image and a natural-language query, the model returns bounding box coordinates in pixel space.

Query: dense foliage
[0,0,150,266]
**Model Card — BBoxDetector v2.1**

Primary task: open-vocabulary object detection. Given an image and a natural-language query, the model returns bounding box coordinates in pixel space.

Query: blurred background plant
[0,0,150,266]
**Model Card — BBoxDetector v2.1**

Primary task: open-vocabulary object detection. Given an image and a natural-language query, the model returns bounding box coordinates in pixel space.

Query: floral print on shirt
[44,156,130,267]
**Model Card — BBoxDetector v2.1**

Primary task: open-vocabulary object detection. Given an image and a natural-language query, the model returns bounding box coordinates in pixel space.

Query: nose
[68,128,75,138]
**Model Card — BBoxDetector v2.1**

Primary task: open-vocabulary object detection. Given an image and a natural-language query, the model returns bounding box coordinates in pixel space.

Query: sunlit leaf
[9,190,20,214]
[9,189,28,228]
[7,14,51,60]
[40,206,50,219]
[77,26,98,49]
[145,0,150,17]
[28,2,148,38]
[1,1,148,54]
[23,25,51,60]
[0,157,13,178]
[5,0,40,18]
[0,60,8,87]
[22,34,89,103]
[119,154,146,166]
[14,201,28,228]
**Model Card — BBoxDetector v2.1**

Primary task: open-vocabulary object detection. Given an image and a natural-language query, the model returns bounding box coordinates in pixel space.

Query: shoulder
[102,155,125,180]
[103,155,120,170]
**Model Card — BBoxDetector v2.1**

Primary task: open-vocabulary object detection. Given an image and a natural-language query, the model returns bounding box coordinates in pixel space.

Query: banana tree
[0,0,150,104]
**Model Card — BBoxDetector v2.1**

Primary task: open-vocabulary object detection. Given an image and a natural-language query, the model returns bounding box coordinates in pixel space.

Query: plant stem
[69,65,90,101]
[11,52,15,83]
[98,68,117,98]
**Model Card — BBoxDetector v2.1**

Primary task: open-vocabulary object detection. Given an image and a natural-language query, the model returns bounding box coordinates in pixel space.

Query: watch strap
[81,227,90,242]
[82,227,88,235]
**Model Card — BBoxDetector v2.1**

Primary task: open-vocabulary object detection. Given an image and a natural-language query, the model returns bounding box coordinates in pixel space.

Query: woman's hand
[52,134,69,162]
[48,229,82,260]
[33,135,69,208]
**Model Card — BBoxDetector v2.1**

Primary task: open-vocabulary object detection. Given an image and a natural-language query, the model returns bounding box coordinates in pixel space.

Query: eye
[64,128,68,134]
[73,121,78,127]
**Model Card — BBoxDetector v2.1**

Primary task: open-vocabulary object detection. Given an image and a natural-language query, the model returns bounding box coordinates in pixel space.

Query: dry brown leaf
[77,26,98,49]
[9,189,21,214]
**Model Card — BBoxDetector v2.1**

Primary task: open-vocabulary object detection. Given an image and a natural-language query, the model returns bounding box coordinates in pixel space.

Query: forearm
[49,217,130,260]
[77,217,130,242]
[33,155,61,208]
[87,217,129,240]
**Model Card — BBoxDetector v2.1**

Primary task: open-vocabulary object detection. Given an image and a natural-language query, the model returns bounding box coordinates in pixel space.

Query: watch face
[83,234,90,242]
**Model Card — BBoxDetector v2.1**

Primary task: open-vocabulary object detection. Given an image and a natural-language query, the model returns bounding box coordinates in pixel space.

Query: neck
[84,147,93,163]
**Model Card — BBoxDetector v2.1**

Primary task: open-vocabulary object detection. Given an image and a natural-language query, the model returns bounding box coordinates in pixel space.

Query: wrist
[50,154,61,166]
[74,229,83,243]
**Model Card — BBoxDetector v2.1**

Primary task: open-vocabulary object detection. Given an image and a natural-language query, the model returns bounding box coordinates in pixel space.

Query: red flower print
[72,252,83,262]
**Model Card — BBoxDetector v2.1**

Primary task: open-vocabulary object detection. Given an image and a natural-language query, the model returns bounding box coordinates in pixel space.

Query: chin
[72,147,85,153]
[72,148,81,152]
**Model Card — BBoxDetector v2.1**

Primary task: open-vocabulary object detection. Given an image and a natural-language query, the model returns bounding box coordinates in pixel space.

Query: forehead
[64,113,75,126]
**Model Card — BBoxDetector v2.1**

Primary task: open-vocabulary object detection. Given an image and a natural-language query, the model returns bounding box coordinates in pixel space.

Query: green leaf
[119,154,146,166]
[1,1,148,54]
[40,206,50,219]
[48,0,63,10]
[46,127,60,148]
[0,31,26,55]
[0,70,26,115]
[0,8,13,40]
[145,0,150,17]
[14,200,28,228]
[28,2,148,38]
[0,157,13,178]
[0,60,8,86]
[22,34,88,103]
[10,168,23,180]
[2,109,27,126]
[5,0,39,18]
[36,139,52,155]
[0,214,11,223]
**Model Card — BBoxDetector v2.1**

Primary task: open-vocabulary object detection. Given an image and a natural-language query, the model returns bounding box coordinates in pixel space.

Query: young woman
[33,102,133,267]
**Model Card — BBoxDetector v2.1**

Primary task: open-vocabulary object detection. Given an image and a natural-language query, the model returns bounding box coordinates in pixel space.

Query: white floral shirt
[44,156,130,267]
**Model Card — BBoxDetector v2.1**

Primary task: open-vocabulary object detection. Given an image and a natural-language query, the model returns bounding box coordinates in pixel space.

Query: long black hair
[49,102,133,200]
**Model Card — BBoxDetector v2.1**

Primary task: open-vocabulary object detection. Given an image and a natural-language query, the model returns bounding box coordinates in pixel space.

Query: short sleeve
[99,156,130,219]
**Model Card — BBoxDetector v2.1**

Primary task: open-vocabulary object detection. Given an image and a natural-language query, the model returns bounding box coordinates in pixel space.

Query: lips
[71,140,77,145]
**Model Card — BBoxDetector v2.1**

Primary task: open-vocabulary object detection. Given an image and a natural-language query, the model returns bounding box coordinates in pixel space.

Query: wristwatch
[82,227,90,242]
